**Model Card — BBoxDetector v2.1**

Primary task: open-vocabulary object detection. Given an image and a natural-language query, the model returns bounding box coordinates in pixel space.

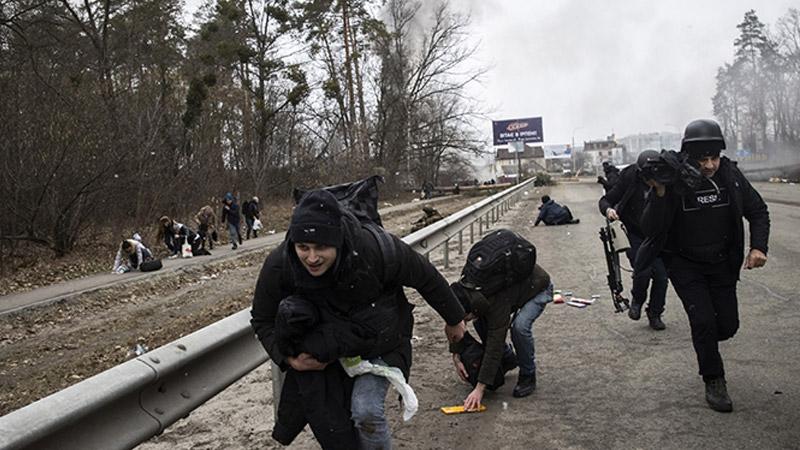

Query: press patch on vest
[682,187,729,212]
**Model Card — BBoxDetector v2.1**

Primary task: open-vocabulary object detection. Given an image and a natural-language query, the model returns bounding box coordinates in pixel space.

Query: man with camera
[598,150,669,330]
[638,119,770,413]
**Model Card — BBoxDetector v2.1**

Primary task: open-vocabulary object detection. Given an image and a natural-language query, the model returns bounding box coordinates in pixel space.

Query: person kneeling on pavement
[158,216,206,258]
[449,263,553,410]
[535,195,580,226]
[112,234,153,273]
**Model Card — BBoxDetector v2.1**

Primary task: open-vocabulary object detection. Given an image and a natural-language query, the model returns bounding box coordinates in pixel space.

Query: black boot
[512,373,536,398]
[628,301,642,320]
[704,377,733,412]
[647,310,666,330]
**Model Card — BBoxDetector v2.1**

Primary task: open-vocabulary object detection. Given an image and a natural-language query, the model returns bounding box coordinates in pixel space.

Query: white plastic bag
[252,218,263,231]
[181,238,193,258]
[340,357,418,421]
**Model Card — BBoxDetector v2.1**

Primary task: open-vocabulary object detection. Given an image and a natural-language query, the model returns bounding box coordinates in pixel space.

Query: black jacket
[271,295,373,448]
[535,200,571,226]
[272,363,357,448]
[637,157,769,279]
[251,213,465,378]
[598,165,647,237]
[221,202,240,226]
[243,201,260,219]
[275,295,378,365]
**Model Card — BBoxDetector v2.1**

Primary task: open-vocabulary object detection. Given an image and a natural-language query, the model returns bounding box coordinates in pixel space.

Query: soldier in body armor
[639,119,770,413]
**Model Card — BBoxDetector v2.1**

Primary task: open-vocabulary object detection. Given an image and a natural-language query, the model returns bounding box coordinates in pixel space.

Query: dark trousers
[272,365,357,449]
[667,258,739,379]
[198,223,214,249]
[626,233,668,316]
[165,236,180,255]
[245,216,258,239]
[474,317,516,360]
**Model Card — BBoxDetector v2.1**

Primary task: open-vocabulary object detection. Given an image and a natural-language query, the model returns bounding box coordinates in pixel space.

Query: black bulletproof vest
[671,175,733,263]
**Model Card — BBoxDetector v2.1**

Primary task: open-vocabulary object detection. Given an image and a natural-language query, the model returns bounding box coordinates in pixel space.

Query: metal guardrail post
[443,239,450,268]
[470,223,474,243]
[458,230,463,255]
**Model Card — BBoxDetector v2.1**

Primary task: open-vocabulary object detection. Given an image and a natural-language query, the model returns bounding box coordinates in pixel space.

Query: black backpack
[460,229,536,296]
[294,175,384,226]
[140,259,162,272]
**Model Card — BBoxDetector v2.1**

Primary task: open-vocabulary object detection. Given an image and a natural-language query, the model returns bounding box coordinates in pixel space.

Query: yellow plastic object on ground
[440,404,487,415]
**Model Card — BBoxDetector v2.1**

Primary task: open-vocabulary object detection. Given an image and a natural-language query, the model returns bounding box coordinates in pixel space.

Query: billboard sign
[492,117,543,146]
[544,144,572,159]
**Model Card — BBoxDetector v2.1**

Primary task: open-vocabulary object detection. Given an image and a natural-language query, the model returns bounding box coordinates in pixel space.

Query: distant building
[618,132,681,156]
[583,134,626,169]
[493,144,546,182]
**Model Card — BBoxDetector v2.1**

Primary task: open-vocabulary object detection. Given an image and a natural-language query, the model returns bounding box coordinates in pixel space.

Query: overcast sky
[458,0,797,145]
[185,0,797,145]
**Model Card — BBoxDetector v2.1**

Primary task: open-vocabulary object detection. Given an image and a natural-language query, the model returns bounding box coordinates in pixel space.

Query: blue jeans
[474,283,552,377]
[351,359,392,450]
[226,222,240,245]
[511,283,551,376]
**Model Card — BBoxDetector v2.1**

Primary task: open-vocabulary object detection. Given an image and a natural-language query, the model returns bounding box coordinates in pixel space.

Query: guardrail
[0,177,536,450]
[404,177,536,267]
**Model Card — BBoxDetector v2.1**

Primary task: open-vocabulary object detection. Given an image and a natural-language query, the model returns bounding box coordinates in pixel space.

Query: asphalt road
[138,179,800,449]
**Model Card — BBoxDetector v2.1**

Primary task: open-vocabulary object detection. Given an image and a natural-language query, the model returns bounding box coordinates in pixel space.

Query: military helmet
[680,119,726,153]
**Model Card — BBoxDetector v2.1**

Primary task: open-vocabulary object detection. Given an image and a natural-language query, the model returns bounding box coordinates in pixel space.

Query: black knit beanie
[288,190,343,247]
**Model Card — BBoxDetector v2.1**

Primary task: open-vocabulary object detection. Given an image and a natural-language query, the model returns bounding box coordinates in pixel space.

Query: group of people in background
[112,192,262,272]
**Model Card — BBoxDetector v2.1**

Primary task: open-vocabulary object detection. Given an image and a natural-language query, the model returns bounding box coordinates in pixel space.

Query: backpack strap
[364,223,399,285]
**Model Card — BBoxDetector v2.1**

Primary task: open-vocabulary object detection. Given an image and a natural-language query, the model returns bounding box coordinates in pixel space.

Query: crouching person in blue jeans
[450,264,553,410]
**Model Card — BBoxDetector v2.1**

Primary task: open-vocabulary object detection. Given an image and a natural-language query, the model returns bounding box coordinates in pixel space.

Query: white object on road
[181,239,193,258]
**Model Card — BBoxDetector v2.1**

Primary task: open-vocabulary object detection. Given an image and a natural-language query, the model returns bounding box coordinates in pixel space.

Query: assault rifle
[599,220,631,313]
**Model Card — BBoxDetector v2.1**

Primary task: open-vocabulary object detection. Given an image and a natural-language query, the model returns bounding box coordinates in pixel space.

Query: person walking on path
[221,193,242,250]
[243,196,261,240]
